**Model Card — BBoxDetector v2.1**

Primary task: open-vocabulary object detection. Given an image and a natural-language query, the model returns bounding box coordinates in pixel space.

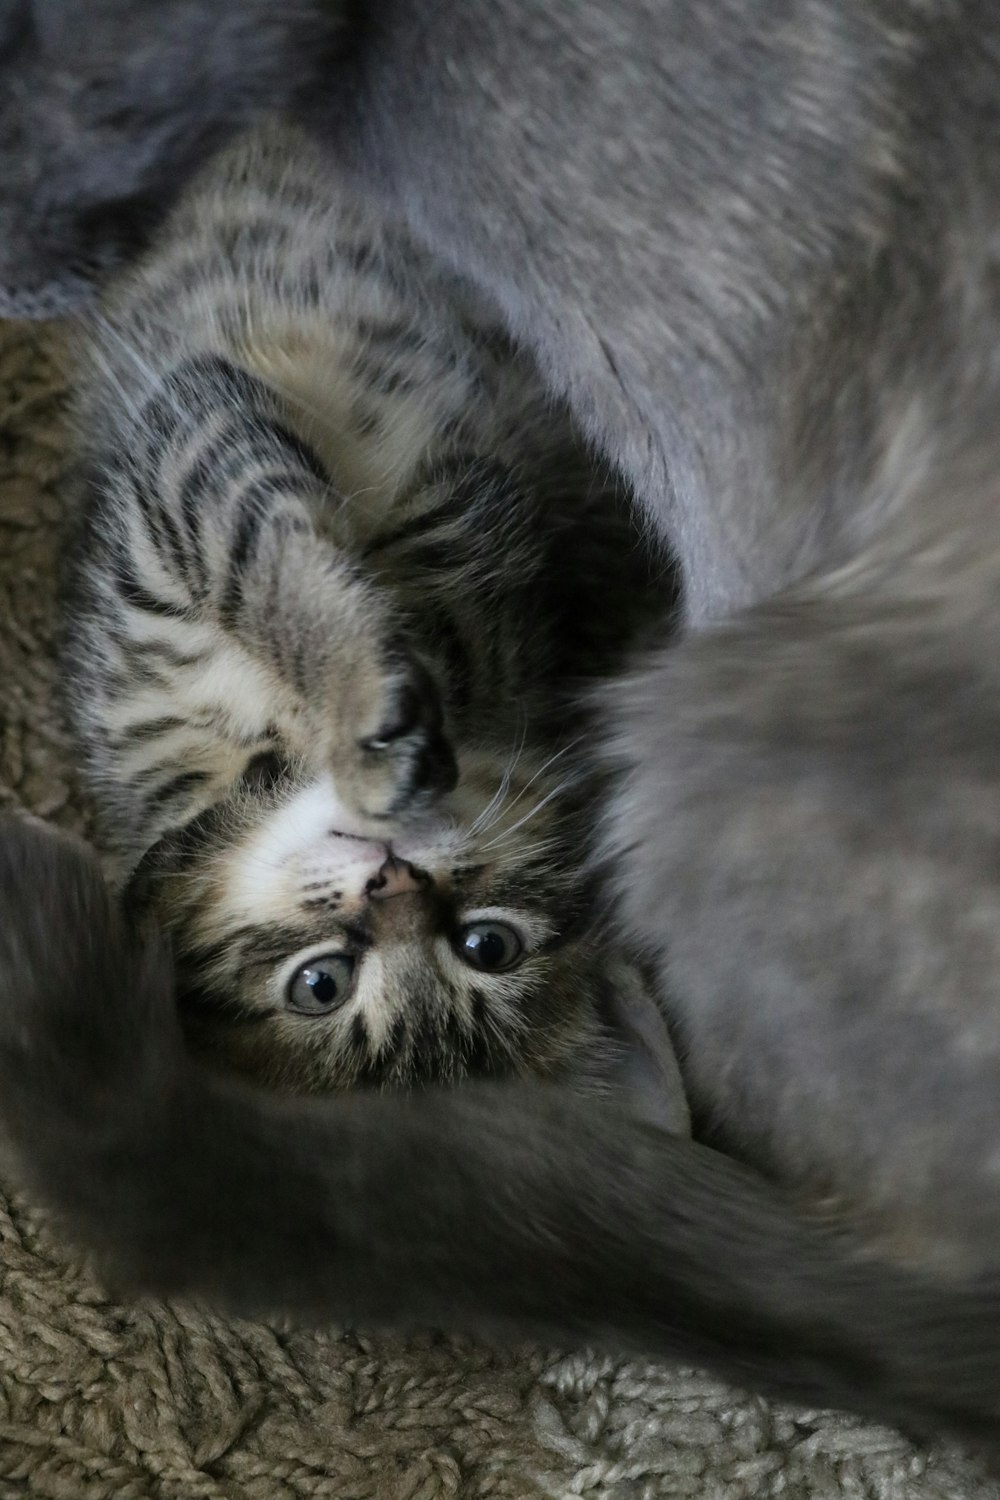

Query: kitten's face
[130,747,618,1092]
[0,0,335,316]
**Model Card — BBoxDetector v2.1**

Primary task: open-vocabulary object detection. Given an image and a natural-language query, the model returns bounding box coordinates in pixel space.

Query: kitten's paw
[334,649,458,821]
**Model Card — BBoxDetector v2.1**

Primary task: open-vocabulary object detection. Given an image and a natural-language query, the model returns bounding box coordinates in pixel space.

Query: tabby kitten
[8,0,1000,1443]
[64,124,685,1110]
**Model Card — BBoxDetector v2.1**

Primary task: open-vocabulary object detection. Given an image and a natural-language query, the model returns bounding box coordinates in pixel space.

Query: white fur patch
[225,775,390,923]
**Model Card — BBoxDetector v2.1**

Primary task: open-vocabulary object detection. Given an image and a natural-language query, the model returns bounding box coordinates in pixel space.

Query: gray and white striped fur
[63,124,685,1107]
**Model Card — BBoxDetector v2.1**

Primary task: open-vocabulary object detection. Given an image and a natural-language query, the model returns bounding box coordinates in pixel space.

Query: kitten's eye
[454,921,524,972]
[286,954,356,1014]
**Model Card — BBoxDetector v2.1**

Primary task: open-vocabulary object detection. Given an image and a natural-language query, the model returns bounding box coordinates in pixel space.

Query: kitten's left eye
[286,954,356,1014]
[454,921,524,972]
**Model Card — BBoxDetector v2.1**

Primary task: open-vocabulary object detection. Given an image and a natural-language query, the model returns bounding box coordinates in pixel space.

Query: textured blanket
[0,317,993,1500]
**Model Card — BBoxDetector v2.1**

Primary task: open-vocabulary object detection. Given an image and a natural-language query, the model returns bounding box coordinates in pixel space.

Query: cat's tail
[0,816,997,1444]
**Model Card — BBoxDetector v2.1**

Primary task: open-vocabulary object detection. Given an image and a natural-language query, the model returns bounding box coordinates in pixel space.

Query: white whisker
[479,771,583,851]
[465,721,529,837]
[474,735,586,841]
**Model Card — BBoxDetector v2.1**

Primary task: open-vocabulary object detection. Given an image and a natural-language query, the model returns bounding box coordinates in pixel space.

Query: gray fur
[0,0,347,315]
[1,0,1000,1440]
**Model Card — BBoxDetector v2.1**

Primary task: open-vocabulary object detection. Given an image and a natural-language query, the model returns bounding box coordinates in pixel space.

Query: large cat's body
[2,0,1000,1443]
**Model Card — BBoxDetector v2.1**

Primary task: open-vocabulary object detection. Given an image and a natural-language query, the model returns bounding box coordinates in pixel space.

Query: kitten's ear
[122,753,285,915]
[121,803,225,917]
[593,956,691,1136]
[122,826,194,918]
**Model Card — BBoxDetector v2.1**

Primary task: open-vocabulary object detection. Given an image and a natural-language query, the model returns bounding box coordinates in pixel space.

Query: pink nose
[365,856,428,901]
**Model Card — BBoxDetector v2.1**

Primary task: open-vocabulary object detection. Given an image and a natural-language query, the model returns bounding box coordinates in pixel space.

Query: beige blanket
[0,318,991,1500]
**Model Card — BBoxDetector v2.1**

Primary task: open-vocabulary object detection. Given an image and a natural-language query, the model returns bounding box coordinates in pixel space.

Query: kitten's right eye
[286,954,356,1015]
[454,921,525,972]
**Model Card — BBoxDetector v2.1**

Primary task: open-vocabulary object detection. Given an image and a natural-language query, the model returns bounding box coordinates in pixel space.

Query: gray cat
[2,0,1000,1445]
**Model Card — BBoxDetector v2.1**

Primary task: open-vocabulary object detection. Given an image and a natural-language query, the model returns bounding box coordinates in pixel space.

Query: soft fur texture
[0,0,350,317]
[11,315,983,1500]
[64,124,683,1102]
[2,0,1000,1446]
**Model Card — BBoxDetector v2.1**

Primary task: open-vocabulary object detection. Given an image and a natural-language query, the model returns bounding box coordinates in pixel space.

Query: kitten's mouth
[366,855,431,901]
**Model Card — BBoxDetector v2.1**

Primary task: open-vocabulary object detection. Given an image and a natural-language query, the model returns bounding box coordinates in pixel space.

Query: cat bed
[0,317,988,1500]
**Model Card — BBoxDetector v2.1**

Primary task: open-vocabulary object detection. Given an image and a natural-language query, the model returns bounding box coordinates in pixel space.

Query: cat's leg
[602,560,1000,1273]
[2,813,1000,1442]
[71,351,456,853]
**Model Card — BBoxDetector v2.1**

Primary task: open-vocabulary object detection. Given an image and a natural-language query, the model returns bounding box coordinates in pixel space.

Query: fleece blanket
[0,317,993,1500]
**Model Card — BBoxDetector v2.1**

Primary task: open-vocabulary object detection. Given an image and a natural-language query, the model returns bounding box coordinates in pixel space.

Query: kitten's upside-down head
[124,743,637,1094]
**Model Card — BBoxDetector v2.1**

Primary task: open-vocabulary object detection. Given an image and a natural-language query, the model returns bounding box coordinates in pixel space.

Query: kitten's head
[125,744,643,1095]
[0,0,342,317]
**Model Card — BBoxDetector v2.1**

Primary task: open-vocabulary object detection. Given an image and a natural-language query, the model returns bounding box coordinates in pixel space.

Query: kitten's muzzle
[365,856,430,901]
[364,856,439,939]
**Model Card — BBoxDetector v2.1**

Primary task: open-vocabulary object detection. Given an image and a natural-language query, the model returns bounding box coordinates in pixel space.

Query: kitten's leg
[71,351,456,851]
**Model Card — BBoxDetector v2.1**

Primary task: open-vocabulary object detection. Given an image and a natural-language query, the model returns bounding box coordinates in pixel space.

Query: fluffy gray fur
[1,0,1000,1444]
